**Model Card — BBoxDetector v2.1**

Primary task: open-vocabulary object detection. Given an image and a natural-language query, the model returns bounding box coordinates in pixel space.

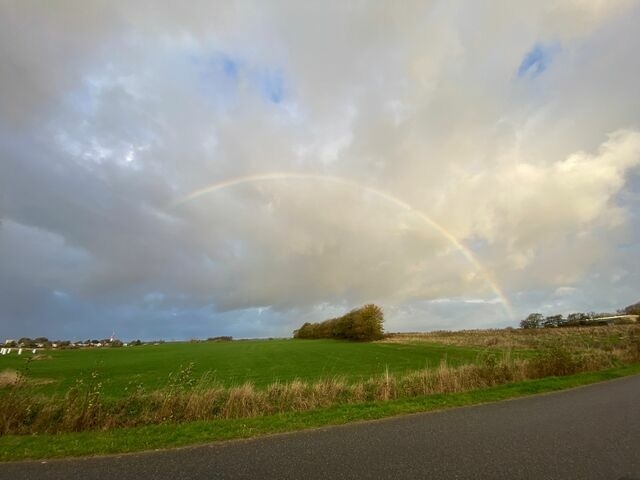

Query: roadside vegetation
[2,364,639,462]
[1,324,639,437]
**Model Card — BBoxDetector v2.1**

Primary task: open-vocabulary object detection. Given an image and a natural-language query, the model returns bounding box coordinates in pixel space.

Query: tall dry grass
[383,324,640,351]
[1,325,639,436]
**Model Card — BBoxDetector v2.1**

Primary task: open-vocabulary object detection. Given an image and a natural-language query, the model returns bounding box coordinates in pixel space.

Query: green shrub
[293,304,384,341]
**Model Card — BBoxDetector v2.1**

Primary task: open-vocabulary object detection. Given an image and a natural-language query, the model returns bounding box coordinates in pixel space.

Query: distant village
[0,335,145,354]
[0,335,234,355]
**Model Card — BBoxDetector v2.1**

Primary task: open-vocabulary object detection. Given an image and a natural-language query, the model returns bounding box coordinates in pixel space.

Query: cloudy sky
[1,1,640,341]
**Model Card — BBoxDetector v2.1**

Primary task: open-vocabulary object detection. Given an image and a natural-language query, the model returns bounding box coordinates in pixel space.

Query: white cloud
[1,0,639,338]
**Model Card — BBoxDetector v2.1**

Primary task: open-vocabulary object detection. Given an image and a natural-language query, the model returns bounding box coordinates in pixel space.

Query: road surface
[2,375,640,479]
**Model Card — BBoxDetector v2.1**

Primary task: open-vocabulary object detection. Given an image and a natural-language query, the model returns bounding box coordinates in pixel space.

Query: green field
[0,339,485,398]
[1,326,639,461]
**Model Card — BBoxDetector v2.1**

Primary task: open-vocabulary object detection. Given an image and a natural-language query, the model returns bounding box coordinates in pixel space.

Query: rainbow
[174,172,514,319]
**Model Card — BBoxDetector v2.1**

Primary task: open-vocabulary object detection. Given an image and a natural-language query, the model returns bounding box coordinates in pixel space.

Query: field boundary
[2,363,639,462]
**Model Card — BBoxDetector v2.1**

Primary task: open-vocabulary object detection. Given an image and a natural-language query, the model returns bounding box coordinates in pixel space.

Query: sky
[1,1,640,341]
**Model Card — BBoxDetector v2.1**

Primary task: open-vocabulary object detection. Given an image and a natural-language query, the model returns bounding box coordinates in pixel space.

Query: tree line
[293,304,385,341]
[520,300,640,329]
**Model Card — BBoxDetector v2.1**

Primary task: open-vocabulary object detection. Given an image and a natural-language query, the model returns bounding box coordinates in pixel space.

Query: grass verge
[2,363,639,462]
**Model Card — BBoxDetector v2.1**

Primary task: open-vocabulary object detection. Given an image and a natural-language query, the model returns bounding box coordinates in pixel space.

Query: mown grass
[2,364,639,462]
[0,339,484,398]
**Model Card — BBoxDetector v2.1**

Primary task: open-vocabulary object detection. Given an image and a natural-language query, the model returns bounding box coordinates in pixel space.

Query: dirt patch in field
[32,354,53,360]
[0,369,56,388]
[30,377,56,386]
[0,369,22,387]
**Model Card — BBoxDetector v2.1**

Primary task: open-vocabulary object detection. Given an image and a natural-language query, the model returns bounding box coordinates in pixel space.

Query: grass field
[1,326,638,460]
[0,339,486,398]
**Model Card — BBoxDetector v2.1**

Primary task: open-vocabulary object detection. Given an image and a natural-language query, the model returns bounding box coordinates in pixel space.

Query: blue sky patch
[220,55,239,81]
[257,69,285,104]
[191,51,287,105]
[517,43,559,78]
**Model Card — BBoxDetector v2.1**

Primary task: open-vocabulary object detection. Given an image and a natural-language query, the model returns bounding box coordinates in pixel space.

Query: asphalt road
[3,375,640,480]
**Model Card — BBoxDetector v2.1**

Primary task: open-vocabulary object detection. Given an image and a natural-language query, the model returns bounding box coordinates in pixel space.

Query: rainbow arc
[174,172,513,319]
